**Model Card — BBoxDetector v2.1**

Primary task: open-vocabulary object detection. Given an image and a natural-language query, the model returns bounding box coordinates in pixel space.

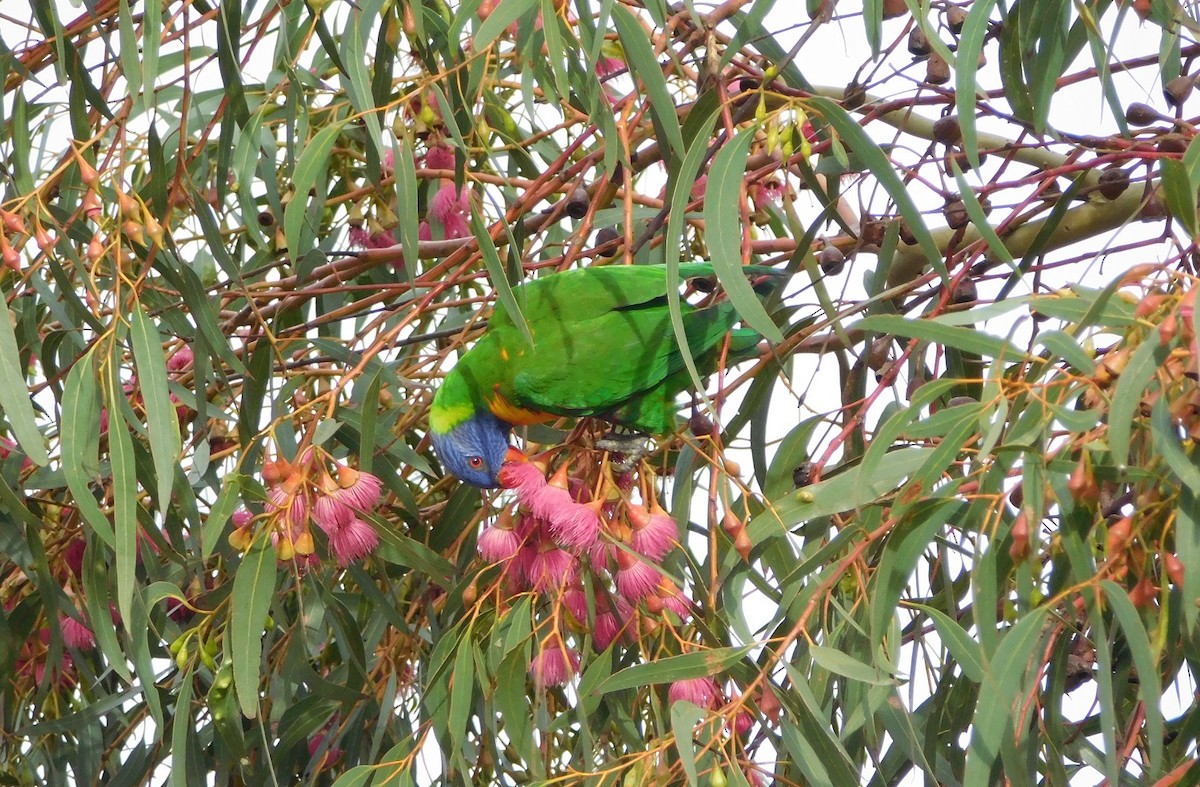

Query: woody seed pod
[1097,168,1130,200]
[926,52,951,85]
[1163,74,1195,109]
[1125,102,1161,126]
[932,115,962,146]
[565,186,589,219]
[944,199,969,229]
[908,27,932,58]
[819,244,846,275]
[946,6,968,34]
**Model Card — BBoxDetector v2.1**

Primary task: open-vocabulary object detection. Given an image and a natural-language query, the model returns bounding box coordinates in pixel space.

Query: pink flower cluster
[230,451,382,569]
[478,455,697,687]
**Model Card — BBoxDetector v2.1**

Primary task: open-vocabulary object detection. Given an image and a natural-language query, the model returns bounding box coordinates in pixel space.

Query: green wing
[491,265,742,427]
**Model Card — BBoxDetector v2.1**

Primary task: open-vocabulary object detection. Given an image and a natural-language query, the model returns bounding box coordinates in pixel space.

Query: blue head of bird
[430,410,512,488]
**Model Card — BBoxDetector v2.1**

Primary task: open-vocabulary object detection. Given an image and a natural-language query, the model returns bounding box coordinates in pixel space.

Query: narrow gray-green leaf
[704,125,784,342]
[597,646,752,694]
[61,351,114,547]
[105,361,138,628]
[130,302,180,510]
[230,540,278,719]
[613,4,684,158]
[0,295,47,465]
[283,119,347,259]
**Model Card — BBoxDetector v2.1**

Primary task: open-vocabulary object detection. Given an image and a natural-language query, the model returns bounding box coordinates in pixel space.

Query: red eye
[468,456,484,469]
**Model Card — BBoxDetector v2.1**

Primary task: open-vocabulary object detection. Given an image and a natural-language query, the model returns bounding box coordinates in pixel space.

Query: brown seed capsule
[944,198,969,229]
[950,277,977,304]
[722,510,743,535]
[1008,483,1024,509]
[819,244,846,275]
[565,186,589,219]
[595,226,620,250]
[792,461,814,488]
[689,413,715,437]
[946,395,976,408]
[946,6,968,34]
[1139,192,1168,222]
[908,27,932,58]
[689,276,716,293]
[932,115,962,146]
[1158,134,1189,154]
[462,579,478,606]
[257,210,275,227]
[860,218,886,246]
[1125,102,1161,126]
[843,81,866,110]
[926,52,951,85]
[882,0,908,18]
[1097,168,1130,200]
[1163,74,1195,109]
[898,220,918,245]
[866,335,892,370]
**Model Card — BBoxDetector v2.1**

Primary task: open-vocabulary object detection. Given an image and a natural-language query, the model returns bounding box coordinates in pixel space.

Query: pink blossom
[628,503,677,560]
[382,149,396,173]
[731,710,753,736]
[308,730,345,765]
[529,641,580,687]
[418,221,432,241]
[528,483,573,523]
[313,495,355,535]
[562,587,589,624]
[166,345,194,372]
[668,676,721,708]
[63,538,86,579]
[328,517,379,567]
[333,465,383,511]
[349,227,397,249]
[593,611,625,651]
[232,508,253,529]
[595,56,625,78]
[423,145,455,171]
[550,500,603,550]
[498,459,547,496]
[60,613,95,651]
[429,182,471,239]
[524,543,577,592]
[660,582,694,619]
[615,550,662,602]
[586,537,616,570]
[478,521,521,563]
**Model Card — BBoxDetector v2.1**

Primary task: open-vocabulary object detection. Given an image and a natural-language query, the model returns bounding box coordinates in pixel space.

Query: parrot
[428,263,780,487]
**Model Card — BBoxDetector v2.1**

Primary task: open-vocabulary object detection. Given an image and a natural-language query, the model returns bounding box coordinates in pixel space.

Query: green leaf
[130,302,180,509]
[61,350,114,547]
[613,4,684,159]
[596,646,752,694]
[0,296,46,466]
[965,607,1050,784]
[704,125,784,342]
[955,0,997,170]
[472,0,540,53]
[472,206,532,346]
[283,119,347,258]
[1101,580,1163,779]
[1160,158,1199,239]
[809,643,893,685]
[670,701,706,787]
[105,360,138,628]
[856,314,1024,359]
[229,540,278,719]
[911,604,985,683]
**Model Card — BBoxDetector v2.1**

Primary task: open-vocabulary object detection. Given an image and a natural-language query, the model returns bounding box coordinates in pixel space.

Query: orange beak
[505,446,529,464]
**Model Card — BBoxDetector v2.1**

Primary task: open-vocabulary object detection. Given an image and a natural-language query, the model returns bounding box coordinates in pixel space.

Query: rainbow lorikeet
[429,263,776,487]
